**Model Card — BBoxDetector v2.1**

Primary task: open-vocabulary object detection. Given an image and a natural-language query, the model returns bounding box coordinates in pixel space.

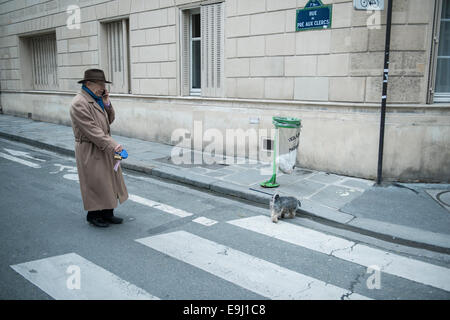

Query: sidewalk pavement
[0,114,449,253]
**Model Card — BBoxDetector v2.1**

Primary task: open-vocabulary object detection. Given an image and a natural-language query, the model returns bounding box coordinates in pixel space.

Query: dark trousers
[87,209,114,220]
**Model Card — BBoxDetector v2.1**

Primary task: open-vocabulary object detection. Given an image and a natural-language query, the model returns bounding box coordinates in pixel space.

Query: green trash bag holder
[260,117,301,188]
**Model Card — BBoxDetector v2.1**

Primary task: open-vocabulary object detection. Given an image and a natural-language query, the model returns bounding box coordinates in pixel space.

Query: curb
[0,131,75,157]
[1,130,449,254]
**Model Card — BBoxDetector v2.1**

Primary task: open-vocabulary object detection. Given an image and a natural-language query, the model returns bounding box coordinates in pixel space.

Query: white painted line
[63,174,79,182]
[228,216,450,292]
[50,164,77,174]
[333,244,450,292]
[129,194,193,218]
[4,148,46,162]
[11,253,159,300]
[229,215,354,254]
[0,152,41,168]
[192,217,218,226]
[135,231,370,300]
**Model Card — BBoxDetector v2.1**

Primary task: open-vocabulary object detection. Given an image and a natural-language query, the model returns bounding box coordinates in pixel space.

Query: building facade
[0,0,449,182]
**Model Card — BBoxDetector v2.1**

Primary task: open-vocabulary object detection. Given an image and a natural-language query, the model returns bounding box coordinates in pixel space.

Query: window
[191,10,201,95]
[100,19,130,94]
[181,2,224,97]
[435,0,450,101]
[22,33,58,90]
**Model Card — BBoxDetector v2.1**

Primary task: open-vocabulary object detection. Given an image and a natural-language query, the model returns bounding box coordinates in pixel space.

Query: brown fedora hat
[78,68,112,84]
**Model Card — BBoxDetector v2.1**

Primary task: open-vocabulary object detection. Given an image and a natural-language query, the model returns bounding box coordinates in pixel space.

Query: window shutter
[182,10,190,96]
[122,19,130,94]
[201,6,208,96]
[216,2,224,97]
[107,20,124,93]
[31,33,58,90]
[201,2,224,97]
[104,19,129,93]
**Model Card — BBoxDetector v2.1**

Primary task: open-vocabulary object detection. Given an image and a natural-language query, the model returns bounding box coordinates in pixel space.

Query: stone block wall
[226,0,434,103]
[129,0,177,96]
[0,0,448,182]
[225,0,434,104]
[0,0,437,103]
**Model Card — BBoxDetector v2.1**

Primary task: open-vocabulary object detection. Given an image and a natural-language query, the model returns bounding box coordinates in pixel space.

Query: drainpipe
[376,0,394,185]
[0,81,2,114]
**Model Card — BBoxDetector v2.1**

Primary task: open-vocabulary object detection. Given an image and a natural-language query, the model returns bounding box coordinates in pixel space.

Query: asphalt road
[0,137,449,301]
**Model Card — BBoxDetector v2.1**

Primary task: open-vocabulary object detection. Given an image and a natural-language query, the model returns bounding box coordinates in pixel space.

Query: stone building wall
[0,0,449,182]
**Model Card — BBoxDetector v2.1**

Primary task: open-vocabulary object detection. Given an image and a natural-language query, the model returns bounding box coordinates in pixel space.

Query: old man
[70,69,128,227]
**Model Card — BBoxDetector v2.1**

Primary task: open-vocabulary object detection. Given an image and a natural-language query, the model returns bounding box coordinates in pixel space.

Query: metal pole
[376,0,394,185]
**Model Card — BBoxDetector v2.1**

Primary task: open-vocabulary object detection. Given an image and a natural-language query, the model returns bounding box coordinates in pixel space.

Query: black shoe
[102,209,123,224]
[87,210,101,221]
[87,217,109,227]
[104,216,123,224]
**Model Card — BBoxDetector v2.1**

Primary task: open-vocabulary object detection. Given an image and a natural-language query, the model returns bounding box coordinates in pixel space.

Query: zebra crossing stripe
[135,231,371,300]
[192,216,218,226]
[129,194,193,218]
[11,253,159,300]
[227,215,450,292]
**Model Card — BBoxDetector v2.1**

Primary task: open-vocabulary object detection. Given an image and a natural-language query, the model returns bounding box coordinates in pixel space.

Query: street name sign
[296,0,332,31]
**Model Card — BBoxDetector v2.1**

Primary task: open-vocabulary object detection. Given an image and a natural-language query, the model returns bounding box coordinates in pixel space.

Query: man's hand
[102,88,111,106]
[114,144,123,153]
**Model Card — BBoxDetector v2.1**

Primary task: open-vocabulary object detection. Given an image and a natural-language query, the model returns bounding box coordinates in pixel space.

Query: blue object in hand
[120,149,128,159]
[115,149,128,159]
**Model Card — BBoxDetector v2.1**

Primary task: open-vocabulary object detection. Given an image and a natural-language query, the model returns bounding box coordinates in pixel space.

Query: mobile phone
[101,89,106,96]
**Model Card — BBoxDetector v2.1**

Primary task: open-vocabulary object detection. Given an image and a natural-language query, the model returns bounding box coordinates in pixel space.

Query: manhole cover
[437,191,450,207]
[425,189,450,212]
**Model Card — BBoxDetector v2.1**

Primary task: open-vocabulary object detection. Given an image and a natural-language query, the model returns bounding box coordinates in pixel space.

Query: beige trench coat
[70,89,128,211]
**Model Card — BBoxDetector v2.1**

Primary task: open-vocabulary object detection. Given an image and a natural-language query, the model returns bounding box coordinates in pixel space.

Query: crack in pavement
[329,242,358,257]
[380,260,393,272]
[218,248,229,255]
[340,270,365,300]
[294,281,315,296]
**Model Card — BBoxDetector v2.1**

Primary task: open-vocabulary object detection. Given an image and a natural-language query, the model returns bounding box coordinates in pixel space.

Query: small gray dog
[270,193,301,223]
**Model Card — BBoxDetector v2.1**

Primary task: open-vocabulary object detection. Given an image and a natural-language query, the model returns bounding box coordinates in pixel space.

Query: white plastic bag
[277,127,300,174]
